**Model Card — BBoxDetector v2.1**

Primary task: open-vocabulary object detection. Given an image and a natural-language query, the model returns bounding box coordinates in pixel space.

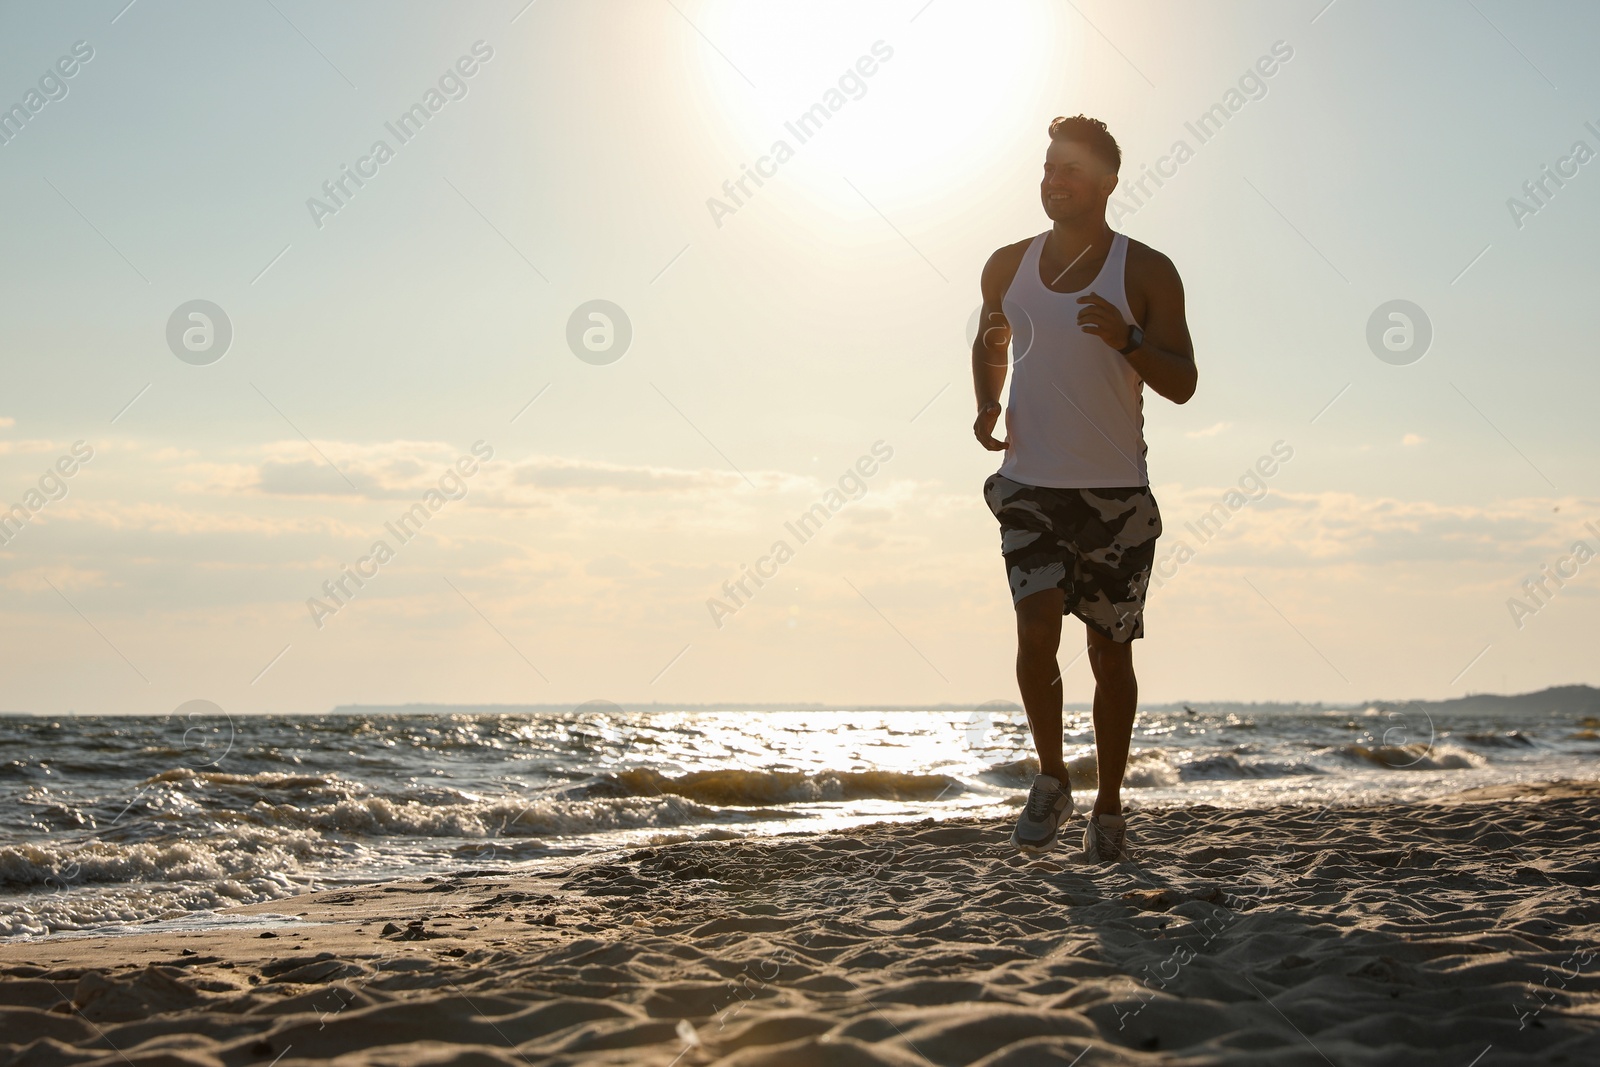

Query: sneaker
[1081,811,1129,863]
[1011,773,1073,853]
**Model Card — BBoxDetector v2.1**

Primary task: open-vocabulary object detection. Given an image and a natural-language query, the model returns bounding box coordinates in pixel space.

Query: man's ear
[1103,173,1119,198]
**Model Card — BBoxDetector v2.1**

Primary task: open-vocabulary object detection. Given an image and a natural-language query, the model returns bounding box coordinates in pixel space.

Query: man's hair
[1047,114,1121,174]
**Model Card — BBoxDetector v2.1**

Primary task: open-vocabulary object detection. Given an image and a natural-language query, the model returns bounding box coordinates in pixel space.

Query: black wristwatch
[1118,323,1145,355]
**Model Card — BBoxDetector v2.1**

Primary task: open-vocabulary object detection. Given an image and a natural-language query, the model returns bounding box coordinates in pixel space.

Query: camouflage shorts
[982,472,1162,642]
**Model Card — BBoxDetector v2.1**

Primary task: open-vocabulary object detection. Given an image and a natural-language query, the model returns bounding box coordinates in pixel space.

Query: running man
[973,115,1196,862]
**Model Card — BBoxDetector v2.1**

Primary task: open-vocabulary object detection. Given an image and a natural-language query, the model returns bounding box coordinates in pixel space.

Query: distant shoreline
[4,683,1596,718]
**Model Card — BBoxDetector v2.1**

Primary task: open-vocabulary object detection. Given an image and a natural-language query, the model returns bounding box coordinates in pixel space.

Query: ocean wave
[1460,730,1536,748]
[253,792,750,839]
[1178,754,1326,780]
[613,768,958,806]
[0,888,297,939]
[147,768,350,791]
[1338,743,1485,770]
[0,828,327,894]
[1072,748,1180,789]
[976,750,1180,791]
[643,827,747,847]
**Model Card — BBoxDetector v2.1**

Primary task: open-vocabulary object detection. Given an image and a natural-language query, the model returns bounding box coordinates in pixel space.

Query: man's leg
[1086,626,1137,816]
[1015,588,1067,782]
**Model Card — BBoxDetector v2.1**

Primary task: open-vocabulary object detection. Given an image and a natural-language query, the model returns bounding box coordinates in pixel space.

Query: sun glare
[687,1,1067,224]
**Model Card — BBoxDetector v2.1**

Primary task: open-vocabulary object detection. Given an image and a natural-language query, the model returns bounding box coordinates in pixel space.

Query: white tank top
[997,230,1148,488]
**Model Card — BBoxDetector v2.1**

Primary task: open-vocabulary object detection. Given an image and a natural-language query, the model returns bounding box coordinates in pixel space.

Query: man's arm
[1076,248,1197,404]
[972,247,1019,450]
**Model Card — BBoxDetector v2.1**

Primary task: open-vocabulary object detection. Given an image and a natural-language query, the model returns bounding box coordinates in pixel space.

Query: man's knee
[1018,625,1060,658]
[1015,593,1062,655]
[1086,631,1135,681]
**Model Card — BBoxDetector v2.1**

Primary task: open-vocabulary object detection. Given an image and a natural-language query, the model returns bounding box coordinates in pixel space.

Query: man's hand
[1075,292,1131,351]
[974,401,1007,451]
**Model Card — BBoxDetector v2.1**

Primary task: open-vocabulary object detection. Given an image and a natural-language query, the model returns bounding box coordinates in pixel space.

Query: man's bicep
[977,251,1015,352]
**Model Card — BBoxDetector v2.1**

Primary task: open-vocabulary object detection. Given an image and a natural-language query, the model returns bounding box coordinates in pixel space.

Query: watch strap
[1119,324,1144,355]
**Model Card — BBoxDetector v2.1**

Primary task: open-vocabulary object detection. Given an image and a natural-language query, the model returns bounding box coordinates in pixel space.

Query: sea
[3,691,1597,940]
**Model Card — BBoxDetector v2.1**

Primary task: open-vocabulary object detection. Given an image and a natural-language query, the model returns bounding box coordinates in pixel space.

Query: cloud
[1186,421,1232,439]
[257,459,364,497]
[19,435,1594,597]
[173,462,263,495]
[3,565,110,594]
[239,445,815,506]
[1402,433,1426,446]
[1157,488,1598,566]
[250,440,479,500]
[0,438,66,456]
[50,499,351,537]
[586,554,641,578]
[514,458,740,493]
[832,528,888,550]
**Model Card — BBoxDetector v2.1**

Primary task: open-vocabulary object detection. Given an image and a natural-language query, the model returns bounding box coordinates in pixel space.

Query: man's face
[1040,139,1117,222]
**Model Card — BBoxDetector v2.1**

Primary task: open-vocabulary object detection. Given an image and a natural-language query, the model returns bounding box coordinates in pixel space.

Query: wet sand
[2,779,1597,1066]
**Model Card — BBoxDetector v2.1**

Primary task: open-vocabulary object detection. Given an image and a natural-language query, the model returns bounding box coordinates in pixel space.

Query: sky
[1,0,1597,715]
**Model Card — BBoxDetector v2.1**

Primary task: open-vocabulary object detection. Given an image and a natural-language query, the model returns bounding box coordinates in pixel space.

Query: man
[972,115,1196,862]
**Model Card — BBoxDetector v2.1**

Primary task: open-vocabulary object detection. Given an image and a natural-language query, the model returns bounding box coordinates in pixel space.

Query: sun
[681,0,1068,222]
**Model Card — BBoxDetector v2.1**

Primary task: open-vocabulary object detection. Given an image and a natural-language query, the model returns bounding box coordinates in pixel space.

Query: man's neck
[1047,217,1112,259]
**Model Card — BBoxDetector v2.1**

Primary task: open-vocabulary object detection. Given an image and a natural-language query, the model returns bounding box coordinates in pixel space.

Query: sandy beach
[0,779,1595,1066]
